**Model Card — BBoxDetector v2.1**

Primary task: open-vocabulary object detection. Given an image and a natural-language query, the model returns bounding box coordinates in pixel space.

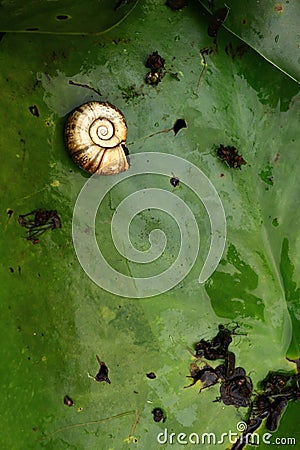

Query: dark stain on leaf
[225,43,249,60]
[152,407,166,422]
[166,0,188,11]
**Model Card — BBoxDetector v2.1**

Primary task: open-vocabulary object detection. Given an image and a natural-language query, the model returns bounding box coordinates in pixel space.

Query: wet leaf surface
[0,0,300,449]
[199,0,300,83]
[0,0,139,34]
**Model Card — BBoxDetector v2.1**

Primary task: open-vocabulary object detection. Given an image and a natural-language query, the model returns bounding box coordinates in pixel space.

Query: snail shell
[64,101,129,175]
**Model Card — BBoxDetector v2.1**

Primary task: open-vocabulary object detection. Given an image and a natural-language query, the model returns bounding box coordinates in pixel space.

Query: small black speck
[9,267,14,273]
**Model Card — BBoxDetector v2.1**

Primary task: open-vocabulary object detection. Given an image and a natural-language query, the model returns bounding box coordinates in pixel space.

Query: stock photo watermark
[156,422,296,446]
[72,152,226,298]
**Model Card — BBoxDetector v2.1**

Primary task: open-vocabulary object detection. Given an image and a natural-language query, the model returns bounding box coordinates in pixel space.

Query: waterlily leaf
[198,0,300,83]
[0,1,300,449]
[0,0,139,34]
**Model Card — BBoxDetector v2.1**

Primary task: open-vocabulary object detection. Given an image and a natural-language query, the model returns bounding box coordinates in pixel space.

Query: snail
[64,101,129,175]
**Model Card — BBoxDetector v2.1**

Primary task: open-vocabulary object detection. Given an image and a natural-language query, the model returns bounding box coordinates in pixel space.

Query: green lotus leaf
[198,0,300,83]
[1,1,299,449]
[0,0,139,34]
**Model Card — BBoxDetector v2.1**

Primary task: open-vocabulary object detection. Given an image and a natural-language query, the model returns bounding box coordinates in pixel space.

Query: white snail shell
[64,101,129,175]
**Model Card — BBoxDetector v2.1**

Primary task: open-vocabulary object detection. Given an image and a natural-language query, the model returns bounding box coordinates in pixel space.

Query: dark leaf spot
[29,105,39,117]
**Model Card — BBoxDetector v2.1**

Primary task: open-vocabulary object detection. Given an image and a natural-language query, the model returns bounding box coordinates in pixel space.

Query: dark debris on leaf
[64,395,73,407]
[152,407,166,422]
[170,176,180,188]
[187,324,300,449]
[18,209,61,244]
[216,144,247,169]
[145,51,166,86]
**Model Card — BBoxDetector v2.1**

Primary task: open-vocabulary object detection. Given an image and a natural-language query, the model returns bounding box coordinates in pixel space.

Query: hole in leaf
[56,15,71,21]
[29,105,39,117]
[173,118,187,135]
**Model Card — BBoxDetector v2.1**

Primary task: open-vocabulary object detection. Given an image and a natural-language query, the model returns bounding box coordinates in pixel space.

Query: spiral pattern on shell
[64,101,129,175]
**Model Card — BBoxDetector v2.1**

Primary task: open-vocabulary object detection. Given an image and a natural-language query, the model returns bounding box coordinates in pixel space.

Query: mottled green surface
[0,0,300,449]
[199,0,300,83]
[0,0,139,34]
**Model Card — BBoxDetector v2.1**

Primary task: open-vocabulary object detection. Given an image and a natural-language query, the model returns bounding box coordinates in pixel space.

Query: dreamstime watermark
[72,152,226,298]
[156,422,296,446]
